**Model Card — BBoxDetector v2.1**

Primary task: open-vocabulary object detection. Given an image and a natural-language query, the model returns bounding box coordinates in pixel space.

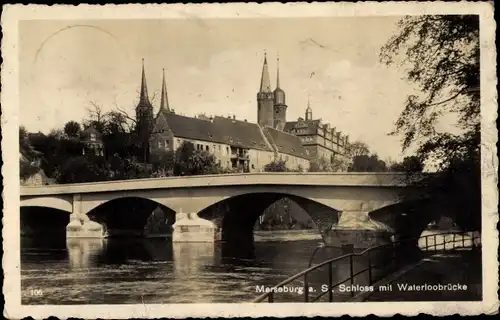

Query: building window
[226,147,229,154]
[206,145,209,152]
[218,145,221,152]
[252,164,255,169]
[177,139,181,145]
[90,133,96,142]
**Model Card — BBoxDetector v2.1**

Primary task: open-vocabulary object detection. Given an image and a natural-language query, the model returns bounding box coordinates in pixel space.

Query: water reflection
[173,242,215,275]
[22,236,378,304]
[67,239,104,269]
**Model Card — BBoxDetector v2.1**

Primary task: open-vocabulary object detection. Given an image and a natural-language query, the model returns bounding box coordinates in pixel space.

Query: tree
[173,141,224,176]
[151,149,175,177]
[55,156,109,183]
[19,127,41,179]
[63,121,81,138]
[348,141,370,157]
[309,157,333,172]
[349,154,388,172]
[264,159,290,172]
[381,15,480,230]
[389,156,424,173]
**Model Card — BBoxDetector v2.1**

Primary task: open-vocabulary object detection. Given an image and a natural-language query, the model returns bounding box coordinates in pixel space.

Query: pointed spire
[306,94,312,120]
[160,68,170,113]
[139,59,151,106]
[259,52,272,93]
[276,55,281,89]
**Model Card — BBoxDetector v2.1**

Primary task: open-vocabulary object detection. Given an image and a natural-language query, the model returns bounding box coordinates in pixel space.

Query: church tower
[257,53,274,128]
[135,59,154,163]
[305,95,313,121]
[159,68,171,113]
[273,56,287,131]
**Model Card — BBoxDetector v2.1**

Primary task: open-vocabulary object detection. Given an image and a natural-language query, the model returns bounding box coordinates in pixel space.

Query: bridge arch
[21,206,71,237]
[21,195,73,213]
[86,196,176,237]
[197,192,341,257]
[369,199,438,240]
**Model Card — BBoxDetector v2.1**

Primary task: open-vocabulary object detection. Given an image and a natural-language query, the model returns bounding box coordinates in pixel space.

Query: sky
[19,17,421,161]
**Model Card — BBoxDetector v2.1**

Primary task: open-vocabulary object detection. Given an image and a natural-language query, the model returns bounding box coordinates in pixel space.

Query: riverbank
[254,229,322,242]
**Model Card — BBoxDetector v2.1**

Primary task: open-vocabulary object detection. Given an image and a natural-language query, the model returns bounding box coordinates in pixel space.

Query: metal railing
[253,231,481,303]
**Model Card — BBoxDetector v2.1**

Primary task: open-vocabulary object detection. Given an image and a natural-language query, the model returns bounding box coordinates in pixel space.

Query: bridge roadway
[21,172,407,215]
[20,172,433,244]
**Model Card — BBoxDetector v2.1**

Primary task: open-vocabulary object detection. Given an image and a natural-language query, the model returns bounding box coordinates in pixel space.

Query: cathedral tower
[159,68,171,113]
[273,56,287,130]
[257,53,274,128]
[135,59,154,163]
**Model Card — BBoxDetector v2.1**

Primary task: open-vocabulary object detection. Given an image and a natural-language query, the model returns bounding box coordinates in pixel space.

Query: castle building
[283,97,351,165]
[138,54,352,172]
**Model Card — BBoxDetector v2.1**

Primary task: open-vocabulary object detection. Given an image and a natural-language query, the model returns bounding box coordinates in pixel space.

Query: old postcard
[2,2,498,318]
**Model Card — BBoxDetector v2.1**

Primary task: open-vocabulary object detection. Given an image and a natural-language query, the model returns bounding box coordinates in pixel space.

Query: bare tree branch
[114,102,137,124]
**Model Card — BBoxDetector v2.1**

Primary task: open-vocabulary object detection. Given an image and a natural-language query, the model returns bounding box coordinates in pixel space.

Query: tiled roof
[164,112,217,142]
[159,112,274,152]
[262,127,310,159]
[212,116,274,151]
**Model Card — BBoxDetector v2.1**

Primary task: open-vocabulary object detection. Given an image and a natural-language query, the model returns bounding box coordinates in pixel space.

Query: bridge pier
[324,210,393,249]
[66,194,106,238]
[172,212,217,242]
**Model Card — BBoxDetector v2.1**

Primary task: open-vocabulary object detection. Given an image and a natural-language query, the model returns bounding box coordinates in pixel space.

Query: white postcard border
[2,2,498,318]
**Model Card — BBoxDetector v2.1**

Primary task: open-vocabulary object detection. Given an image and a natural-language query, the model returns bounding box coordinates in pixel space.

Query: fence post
[304,274,309,302]
[328,262,333,302]
[434,234,437,253]
[268,292,274,303]
[453,234,456,250]
[425,236,428,252]
[349,255,354,297]
[462,233,465,248]
[368,252,373,286]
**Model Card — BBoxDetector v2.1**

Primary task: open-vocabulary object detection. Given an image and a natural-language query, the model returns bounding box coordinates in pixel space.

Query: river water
[21,233,386,304]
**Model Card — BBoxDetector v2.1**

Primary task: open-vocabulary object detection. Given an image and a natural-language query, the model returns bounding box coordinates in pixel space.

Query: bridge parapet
[20,172,412,196]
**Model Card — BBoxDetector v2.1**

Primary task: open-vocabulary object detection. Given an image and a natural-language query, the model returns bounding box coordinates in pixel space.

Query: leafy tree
[309,157,333,172]
[173,141,224,176]
[348,141,370,157]
[63,121,81,138]
[55,156,108,183]
[151,149,176,177]
[348,154,388,172]
[381,15,480,231]
[264,159,290,172]
[28,130,84,179]
[19,127,41,179]
[389,156,424,173]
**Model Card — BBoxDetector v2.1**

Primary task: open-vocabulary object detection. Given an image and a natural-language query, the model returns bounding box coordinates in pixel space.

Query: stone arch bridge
[20,173,433,247]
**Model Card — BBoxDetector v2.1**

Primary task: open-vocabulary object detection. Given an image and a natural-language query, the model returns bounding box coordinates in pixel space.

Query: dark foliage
[381,15,480,231]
